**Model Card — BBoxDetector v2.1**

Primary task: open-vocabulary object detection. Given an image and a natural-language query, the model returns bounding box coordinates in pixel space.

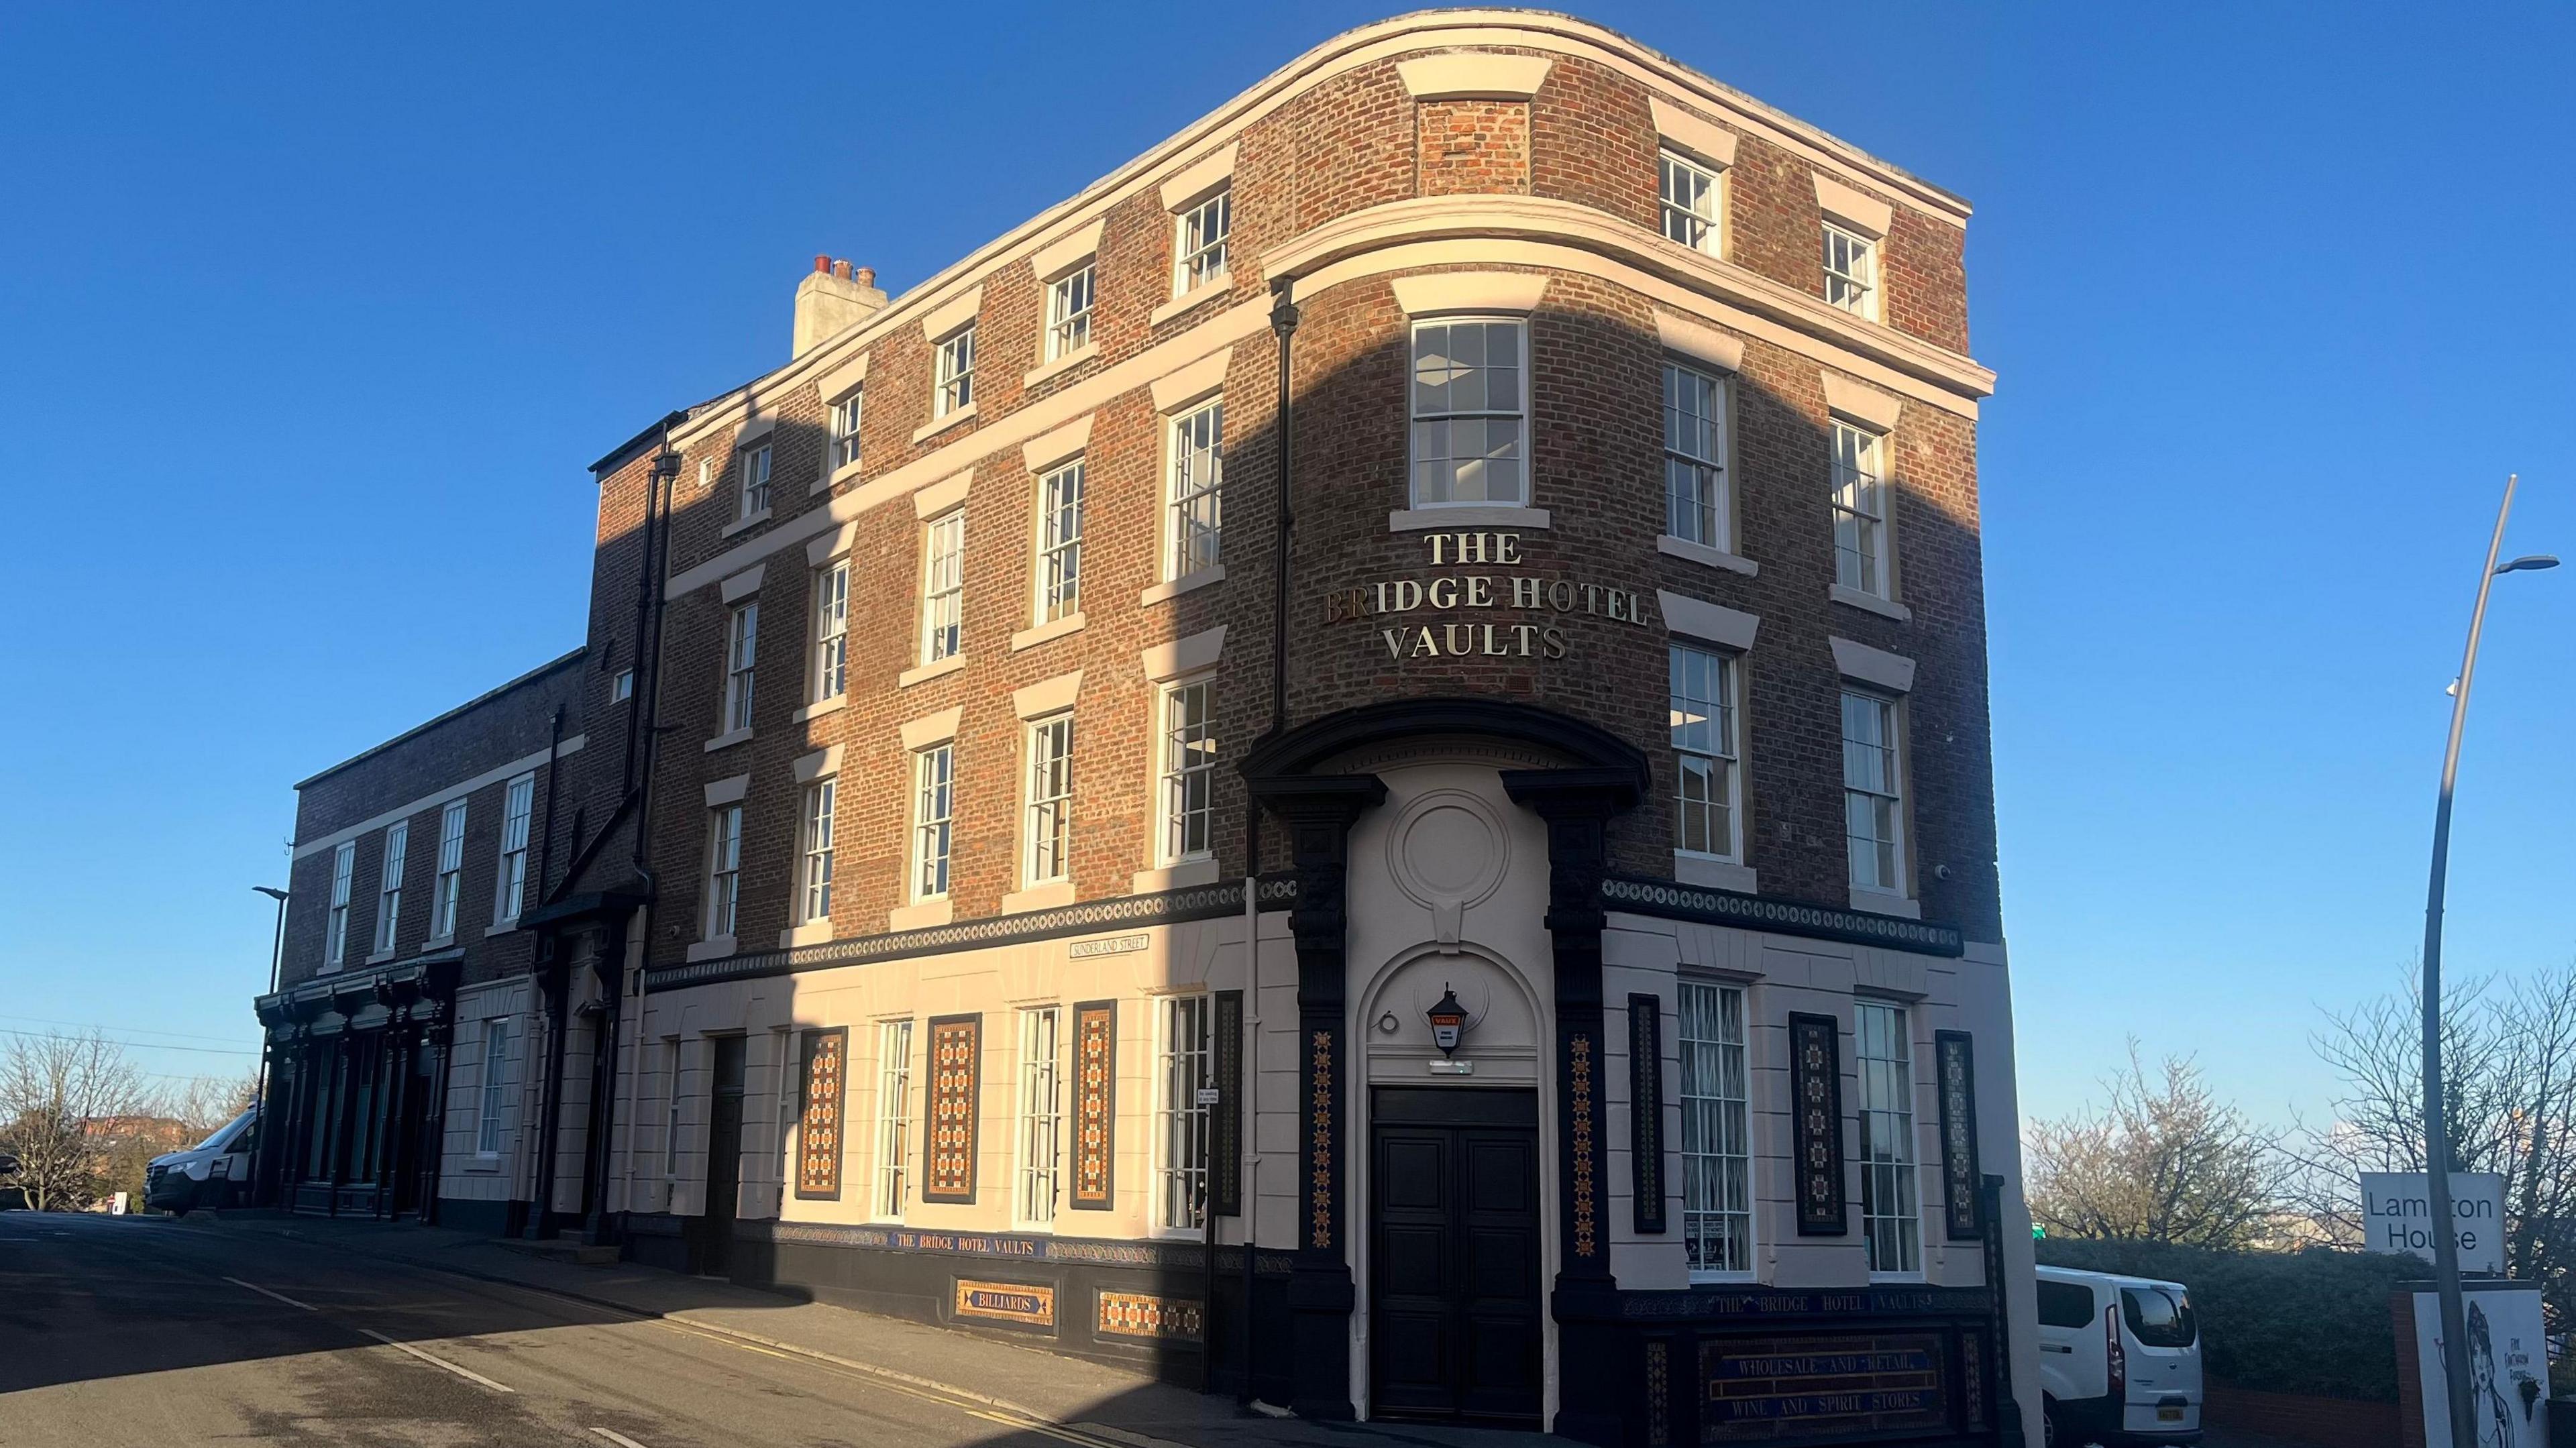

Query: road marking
[360,1328,515,1393]
[968,1410,1125,1448]
[589,1431,652,1448]
[224,1276,318,1312]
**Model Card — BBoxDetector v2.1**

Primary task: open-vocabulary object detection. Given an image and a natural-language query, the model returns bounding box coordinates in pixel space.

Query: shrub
[2036,1239,2417,1401]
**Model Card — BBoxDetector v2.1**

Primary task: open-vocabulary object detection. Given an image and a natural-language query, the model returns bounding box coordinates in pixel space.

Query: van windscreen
[2121,1286,2196,1347]
[2037,1281,2095,1329]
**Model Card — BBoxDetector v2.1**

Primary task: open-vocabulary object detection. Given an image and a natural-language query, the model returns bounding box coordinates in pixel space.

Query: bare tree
[2025,1044,2291,1249]
[0,1032,149,1211]
[160,1072,258,1137]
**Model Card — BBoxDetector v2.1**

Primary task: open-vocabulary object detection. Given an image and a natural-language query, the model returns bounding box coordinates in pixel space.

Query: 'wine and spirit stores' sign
[1318,532,1650,661]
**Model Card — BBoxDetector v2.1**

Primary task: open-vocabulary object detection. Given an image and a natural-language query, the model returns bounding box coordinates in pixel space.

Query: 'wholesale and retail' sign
[1318,531,1650,661]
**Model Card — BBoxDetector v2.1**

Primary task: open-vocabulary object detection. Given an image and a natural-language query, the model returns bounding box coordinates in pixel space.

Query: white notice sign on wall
[2363,1172,2508,1275]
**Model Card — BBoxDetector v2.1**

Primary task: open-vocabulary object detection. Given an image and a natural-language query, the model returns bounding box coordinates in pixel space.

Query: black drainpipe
[525,704,568,1237]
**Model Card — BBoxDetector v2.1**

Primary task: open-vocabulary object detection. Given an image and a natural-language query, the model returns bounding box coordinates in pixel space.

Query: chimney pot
[832,258,851,279]
[855,266,876,288]
[813,254,831,274]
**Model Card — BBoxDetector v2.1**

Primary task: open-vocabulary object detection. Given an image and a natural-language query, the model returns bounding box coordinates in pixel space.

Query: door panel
[700,1038,746,1276]
[1368,1090,1541,1428]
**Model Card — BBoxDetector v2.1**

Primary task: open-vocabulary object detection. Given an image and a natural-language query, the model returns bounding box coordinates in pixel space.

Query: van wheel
[2040,1397,2057,1448]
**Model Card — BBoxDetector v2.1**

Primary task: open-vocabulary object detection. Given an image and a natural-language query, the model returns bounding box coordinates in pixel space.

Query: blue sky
[2,3,2569,1123]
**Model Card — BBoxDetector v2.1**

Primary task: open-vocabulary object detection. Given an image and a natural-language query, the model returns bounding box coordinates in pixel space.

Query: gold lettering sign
[1316,533,1649,660]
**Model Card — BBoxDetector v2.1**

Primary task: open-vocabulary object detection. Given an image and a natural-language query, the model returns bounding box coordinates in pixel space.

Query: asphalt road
[0,1211,1139,1448]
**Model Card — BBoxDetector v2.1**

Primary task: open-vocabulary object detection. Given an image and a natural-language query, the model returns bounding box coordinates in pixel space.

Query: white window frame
[1660,149,1723,256]
[811,560,849,702]
[325,840,355,969]
[1679,979,1752,1280]
[1670,644,1741,864]
[1664,361,1730,551]
[1045,264,1094,360]
[934,326,976,417]
[662,1038,684,1177]
[431,799,466,940]
[919,512,964,665]
[1164,400,1223,581]
[737,443,773,520]
[1409,317,1527,506]
[610,668,634,703]
[372,822,407,956]
[1842,689,1907,895]
[1022,714,1073,887]
[873,1019,916,1219]
[1831,421,1890,598]
[704,804,742,938]
[1014,1005,1063,1229]
[723,602,759,733]
[1173,188,1230,294]
[800,778,837,924]
[911,744,953,901]
[1034,458,1085,624]
[476,1018,510,1159]
[493,773,534,926]
[829,387,864,471]
[1155,994,1212,1235]
[1856,999,1922,1276]
[1823,221,1878,319]
[1157,679,1216,866]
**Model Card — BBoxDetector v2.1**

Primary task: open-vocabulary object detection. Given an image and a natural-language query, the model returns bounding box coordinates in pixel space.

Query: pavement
[0,1208,1564,1448]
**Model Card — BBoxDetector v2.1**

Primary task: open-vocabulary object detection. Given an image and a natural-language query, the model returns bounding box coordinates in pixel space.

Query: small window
[934,326,976,417]
[800,779,837,923]
[1660,150,1722,255]
[2123,1287,2197,1348]
[1157,994,1212,1231]
[661,1038,684,1176]
[1679,981,1750,1276]
[1410,319,1525,506]
[1831,421,1890,598]
[1046,264,1094,360]
[1823,222,1877,318]
[919,512,964,665]
[811,561,849,702]
[1664,361,1729,550]
[1159,680,1216,865]
[476,1019,511,1158]
[494,774,535,924]
[1165,400,1223,580]
[2038,1280,2097,1329]
[325,841,356,968]
[723,602,759,733]
[912,744,954,901]
[610,668,634,703]
[1842,691,1904,894]
[737,443,772,520]
[431,800,467,940]
[704,804,742,938]
[873,1020,916,1219]
[1035,459,1084,624]
[1670,644,1740,862]
[1175,188,1231,294]
[372,822,407,956]
[1023,715,1073,886]
[1856,999,1920,1274]
[830,388,864,471]
[1016,1006,1062,1227]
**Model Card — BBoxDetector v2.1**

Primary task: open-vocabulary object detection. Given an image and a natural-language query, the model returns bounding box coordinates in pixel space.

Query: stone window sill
[1673,852,1758,896]
[702,726,753,753]
[779,922,834,949]
[1848,886,1921,920]
[1131,858,1220,894]
[1389,504,1551,533]
[422,934,454,951]
[912,403,978,445]
[1149,279,1230,329]
[364,948,396,967]
[484,922,519,938]
[790,695,847,724]
[1831,585,1913,622]
[1002,881,1075,914]
[889,899,952,932]
[814,455,864,497]
[718,507,772,539]
[1658,534,1758,577]
[899,655,967,688]
[1024,342,1098,390]
[1141,565,1224,607]
[1011,612,1086,653]
[685,935,737,963]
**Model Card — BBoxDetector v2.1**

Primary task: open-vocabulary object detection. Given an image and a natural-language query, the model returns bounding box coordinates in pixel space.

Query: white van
[2036,1265,2203,1447]
[144,1106,256,1215]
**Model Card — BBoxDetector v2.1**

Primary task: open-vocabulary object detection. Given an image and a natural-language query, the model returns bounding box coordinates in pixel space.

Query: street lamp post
[2418,474,2554,1448]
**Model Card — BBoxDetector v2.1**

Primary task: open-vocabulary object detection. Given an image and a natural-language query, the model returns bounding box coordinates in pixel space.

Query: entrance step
[495,1234,619,1266]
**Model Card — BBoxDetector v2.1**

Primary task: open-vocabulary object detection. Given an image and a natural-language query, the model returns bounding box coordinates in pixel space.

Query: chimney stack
[793,256,888,359]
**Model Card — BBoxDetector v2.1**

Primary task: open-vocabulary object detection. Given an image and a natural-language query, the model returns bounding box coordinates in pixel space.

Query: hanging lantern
[1427,986,1467,1057]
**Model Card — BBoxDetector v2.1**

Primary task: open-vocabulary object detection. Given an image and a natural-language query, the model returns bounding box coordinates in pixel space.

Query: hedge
[2035,1239,2416,1402]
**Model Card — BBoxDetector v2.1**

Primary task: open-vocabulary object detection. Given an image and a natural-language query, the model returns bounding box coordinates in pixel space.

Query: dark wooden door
[700,1038,746,1276]
[1368,1088,1542,1427]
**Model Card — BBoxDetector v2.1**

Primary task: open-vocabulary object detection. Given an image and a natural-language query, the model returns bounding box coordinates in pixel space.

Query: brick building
[254,11,2036,1446]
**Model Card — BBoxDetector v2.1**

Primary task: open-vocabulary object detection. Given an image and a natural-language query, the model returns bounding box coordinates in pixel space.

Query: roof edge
[295,647,588,790]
